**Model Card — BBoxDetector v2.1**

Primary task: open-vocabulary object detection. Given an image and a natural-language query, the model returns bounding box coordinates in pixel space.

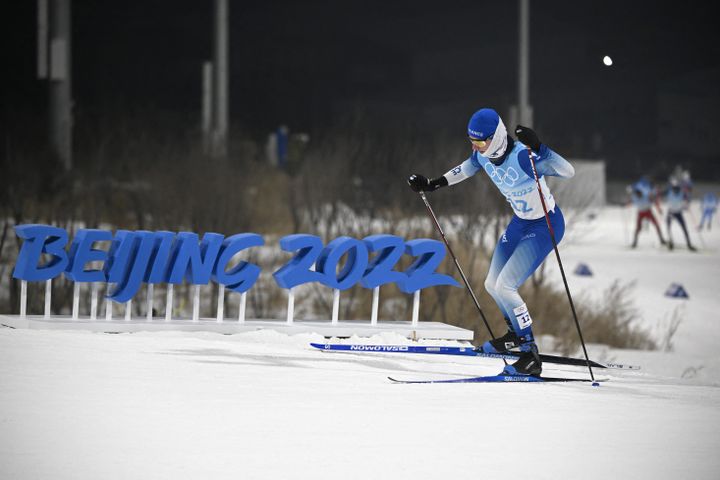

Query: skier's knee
[498,282,519,298]
[484,276,497,296]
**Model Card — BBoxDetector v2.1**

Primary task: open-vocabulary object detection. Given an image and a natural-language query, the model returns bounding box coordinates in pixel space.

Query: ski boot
[476,330,534,354]
[502,343,542,376]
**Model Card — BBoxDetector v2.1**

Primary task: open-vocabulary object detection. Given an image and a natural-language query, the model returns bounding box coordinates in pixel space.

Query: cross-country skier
[627,177,666,248]
[406,108,574,376]
[698,192,717,231]
[664,179,696,251]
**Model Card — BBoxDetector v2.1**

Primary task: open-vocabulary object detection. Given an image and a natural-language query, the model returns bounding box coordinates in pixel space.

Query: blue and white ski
[388,374,605,384]
[310,342,640,370]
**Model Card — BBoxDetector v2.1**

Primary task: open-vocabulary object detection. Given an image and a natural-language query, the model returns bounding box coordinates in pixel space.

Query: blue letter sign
[13,225,460,303]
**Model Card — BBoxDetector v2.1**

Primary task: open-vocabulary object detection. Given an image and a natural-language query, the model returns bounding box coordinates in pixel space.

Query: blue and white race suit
[443,140,575,339]
[699,193,718,229]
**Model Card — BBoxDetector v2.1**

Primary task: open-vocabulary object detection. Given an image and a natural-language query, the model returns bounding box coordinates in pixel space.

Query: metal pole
[49,0,73,170]
[212,0,229,157]
[202,61,213,154]
[518,0,529,126]
[37,0,49,78]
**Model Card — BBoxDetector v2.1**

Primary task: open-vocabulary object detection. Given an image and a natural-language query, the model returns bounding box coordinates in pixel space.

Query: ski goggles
[469,134,493,147]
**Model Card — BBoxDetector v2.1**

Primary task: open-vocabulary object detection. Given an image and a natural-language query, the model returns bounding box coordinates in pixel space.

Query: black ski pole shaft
[418,191,499,342]
[526,148,595,381]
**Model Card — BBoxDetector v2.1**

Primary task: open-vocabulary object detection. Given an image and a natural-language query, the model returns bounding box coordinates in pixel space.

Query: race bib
[513,303,533,329]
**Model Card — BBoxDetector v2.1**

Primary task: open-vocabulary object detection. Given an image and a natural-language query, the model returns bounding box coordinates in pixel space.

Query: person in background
[670,165,693,197]
[628,177,666,248]
[698,192,718,231]
[664,178,697,251]
[680,170,693,197]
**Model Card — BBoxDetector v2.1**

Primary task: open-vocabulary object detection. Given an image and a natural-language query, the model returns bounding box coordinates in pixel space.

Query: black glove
[407,174,448,192]
[515,125,542,152]
[407,174,430,192]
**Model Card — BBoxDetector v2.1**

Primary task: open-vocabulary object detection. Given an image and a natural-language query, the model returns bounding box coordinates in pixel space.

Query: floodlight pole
[517,0,532,126]
[212,0,229,157]
[41,0,73,171]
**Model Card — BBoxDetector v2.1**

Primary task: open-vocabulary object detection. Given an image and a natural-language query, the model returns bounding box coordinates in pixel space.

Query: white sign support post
[44,279,52,319]
[105,284,113,321]
[90,283,98,320]
[165,284,173,322]
[192,285,200,322]
[412,290,420,327]
[286,288,295,325]
[331,289,340,325]
[238,292,247,323]
[216,285,225,323]
[371,286,379,326]
[146,284,154,321]
[20,280,27,319]
[72,282,80,320]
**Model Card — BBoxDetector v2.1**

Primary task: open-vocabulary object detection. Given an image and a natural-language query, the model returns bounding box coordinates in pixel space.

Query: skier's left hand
[515,125,542,152]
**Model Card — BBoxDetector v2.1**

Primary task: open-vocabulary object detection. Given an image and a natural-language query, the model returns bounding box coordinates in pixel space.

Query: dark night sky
[6,0,720,178]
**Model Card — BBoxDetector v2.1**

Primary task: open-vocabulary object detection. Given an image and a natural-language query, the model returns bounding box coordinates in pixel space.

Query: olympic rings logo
[484,163,520,187]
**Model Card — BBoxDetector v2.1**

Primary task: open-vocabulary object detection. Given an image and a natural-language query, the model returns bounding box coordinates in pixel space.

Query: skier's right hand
[407,174,431,192]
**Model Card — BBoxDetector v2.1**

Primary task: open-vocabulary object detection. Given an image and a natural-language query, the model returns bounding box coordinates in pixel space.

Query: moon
[603,55,613,66]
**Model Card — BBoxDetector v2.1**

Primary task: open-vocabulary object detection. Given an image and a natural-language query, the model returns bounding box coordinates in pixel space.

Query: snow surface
[1,204,719,480]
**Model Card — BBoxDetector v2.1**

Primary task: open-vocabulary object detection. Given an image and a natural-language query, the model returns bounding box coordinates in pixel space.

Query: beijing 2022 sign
[13,225,460,303]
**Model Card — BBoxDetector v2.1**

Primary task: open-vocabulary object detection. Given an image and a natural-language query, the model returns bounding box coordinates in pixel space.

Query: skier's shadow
[153,347,477,376]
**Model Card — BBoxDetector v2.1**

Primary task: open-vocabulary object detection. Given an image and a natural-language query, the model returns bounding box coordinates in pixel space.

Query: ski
[387,374,605,384]
[310,342,640,370]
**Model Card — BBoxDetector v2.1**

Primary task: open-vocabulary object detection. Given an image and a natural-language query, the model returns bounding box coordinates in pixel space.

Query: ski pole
[417,192,501,345]
[525,148,596,382]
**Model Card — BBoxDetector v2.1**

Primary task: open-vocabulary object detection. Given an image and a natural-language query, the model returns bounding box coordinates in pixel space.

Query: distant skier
[664,179,696,251]
[680,170,693,197]
[698,192,717,231]
[627,177,666,248]
[670,165,693,197]
[407,108,575,376]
